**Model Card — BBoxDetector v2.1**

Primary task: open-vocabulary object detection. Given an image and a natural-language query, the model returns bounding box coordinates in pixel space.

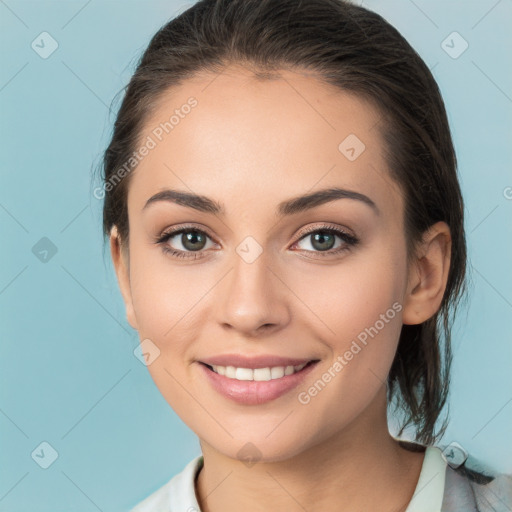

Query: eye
[291,224,359,258]
[154,223,359,260]
[154,225,217,259]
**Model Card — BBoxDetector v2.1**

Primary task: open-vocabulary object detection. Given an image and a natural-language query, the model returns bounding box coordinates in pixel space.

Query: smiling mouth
[201,360,319,381]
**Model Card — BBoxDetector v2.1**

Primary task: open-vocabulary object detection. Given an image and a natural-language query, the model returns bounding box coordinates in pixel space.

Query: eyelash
[153,223,359,260]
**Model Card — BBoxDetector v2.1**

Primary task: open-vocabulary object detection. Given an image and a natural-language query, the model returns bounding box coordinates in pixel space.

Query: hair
[100,0,467,446]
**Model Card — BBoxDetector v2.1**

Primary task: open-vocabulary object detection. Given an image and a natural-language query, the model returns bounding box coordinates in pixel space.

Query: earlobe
[402,221,452,325]
[109,226,138,330]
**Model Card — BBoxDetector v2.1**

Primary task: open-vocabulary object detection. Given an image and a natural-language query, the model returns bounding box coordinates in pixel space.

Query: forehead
[128,65,402,217]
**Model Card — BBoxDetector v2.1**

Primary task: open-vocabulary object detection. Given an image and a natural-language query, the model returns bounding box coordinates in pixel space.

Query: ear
[402,221,452,325]
[110,226,138,330]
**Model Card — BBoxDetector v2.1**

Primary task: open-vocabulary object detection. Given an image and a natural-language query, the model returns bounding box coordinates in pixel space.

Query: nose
[216,250,291,337]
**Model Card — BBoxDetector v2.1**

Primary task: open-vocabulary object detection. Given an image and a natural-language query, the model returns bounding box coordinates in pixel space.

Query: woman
[100,0,512,510]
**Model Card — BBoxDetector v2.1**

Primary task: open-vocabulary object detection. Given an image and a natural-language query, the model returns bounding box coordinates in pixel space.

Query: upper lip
[199,354,318,369]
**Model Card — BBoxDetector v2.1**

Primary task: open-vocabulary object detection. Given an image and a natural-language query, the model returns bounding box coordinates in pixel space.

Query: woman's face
[114,65,415,462]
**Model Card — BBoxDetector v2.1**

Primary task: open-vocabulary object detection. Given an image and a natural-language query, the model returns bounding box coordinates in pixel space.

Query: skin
[110,64,452,512]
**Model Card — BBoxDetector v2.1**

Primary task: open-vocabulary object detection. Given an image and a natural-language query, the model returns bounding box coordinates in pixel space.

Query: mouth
[200,360,318,381]
[198,359,320,405]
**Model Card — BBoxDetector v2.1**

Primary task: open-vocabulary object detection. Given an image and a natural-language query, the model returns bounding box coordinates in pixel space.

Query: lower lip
[198,361,319,405]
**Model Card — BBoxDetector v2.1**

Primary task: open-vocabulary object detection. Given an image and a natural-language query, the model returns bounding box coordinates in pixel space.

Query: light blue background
[1,0,511,510]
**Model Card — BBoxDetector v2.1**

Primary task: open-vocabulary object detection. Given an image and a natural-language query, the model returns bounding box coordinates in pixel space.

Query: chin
[204,431,316,465]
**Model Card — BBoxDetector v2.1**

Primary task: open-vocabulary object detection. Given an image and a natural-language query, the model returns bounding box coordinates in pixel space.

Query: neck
[195,386,426,512]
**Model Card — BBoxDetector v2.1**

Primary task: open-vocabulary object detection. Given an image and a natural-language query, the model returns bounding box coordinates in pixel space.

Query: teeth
[210,362,308,381]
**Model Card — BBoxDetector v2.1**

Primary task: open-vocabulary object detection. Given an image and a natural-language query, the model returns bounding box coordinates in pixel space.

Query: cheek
[290,240,407,343]
[127,247,209,421]
[290,290,404,450]
[127,227,207,340]
[289,242,407,402]
[126,245,226,412]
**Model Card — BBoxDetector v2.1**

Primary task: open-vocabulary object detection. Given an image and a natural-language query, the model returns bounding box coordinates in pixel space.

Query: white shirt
[130,445,448,512]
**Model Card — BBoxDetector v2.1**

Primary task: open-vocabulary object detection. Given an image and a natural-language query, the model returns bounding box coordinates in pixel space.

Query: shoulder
[440,447,512,512]
[130,455,204,512]
[397,439,512,511]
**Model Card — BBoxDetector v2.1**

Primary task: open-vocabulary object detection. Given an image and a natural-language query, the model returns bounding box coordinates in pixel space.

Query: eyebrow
[142,187,379,216]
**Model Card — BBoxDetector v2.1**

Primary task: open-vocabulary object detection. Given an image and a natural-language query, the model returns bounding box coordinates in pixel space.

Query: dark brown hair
[100,0,467,446]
